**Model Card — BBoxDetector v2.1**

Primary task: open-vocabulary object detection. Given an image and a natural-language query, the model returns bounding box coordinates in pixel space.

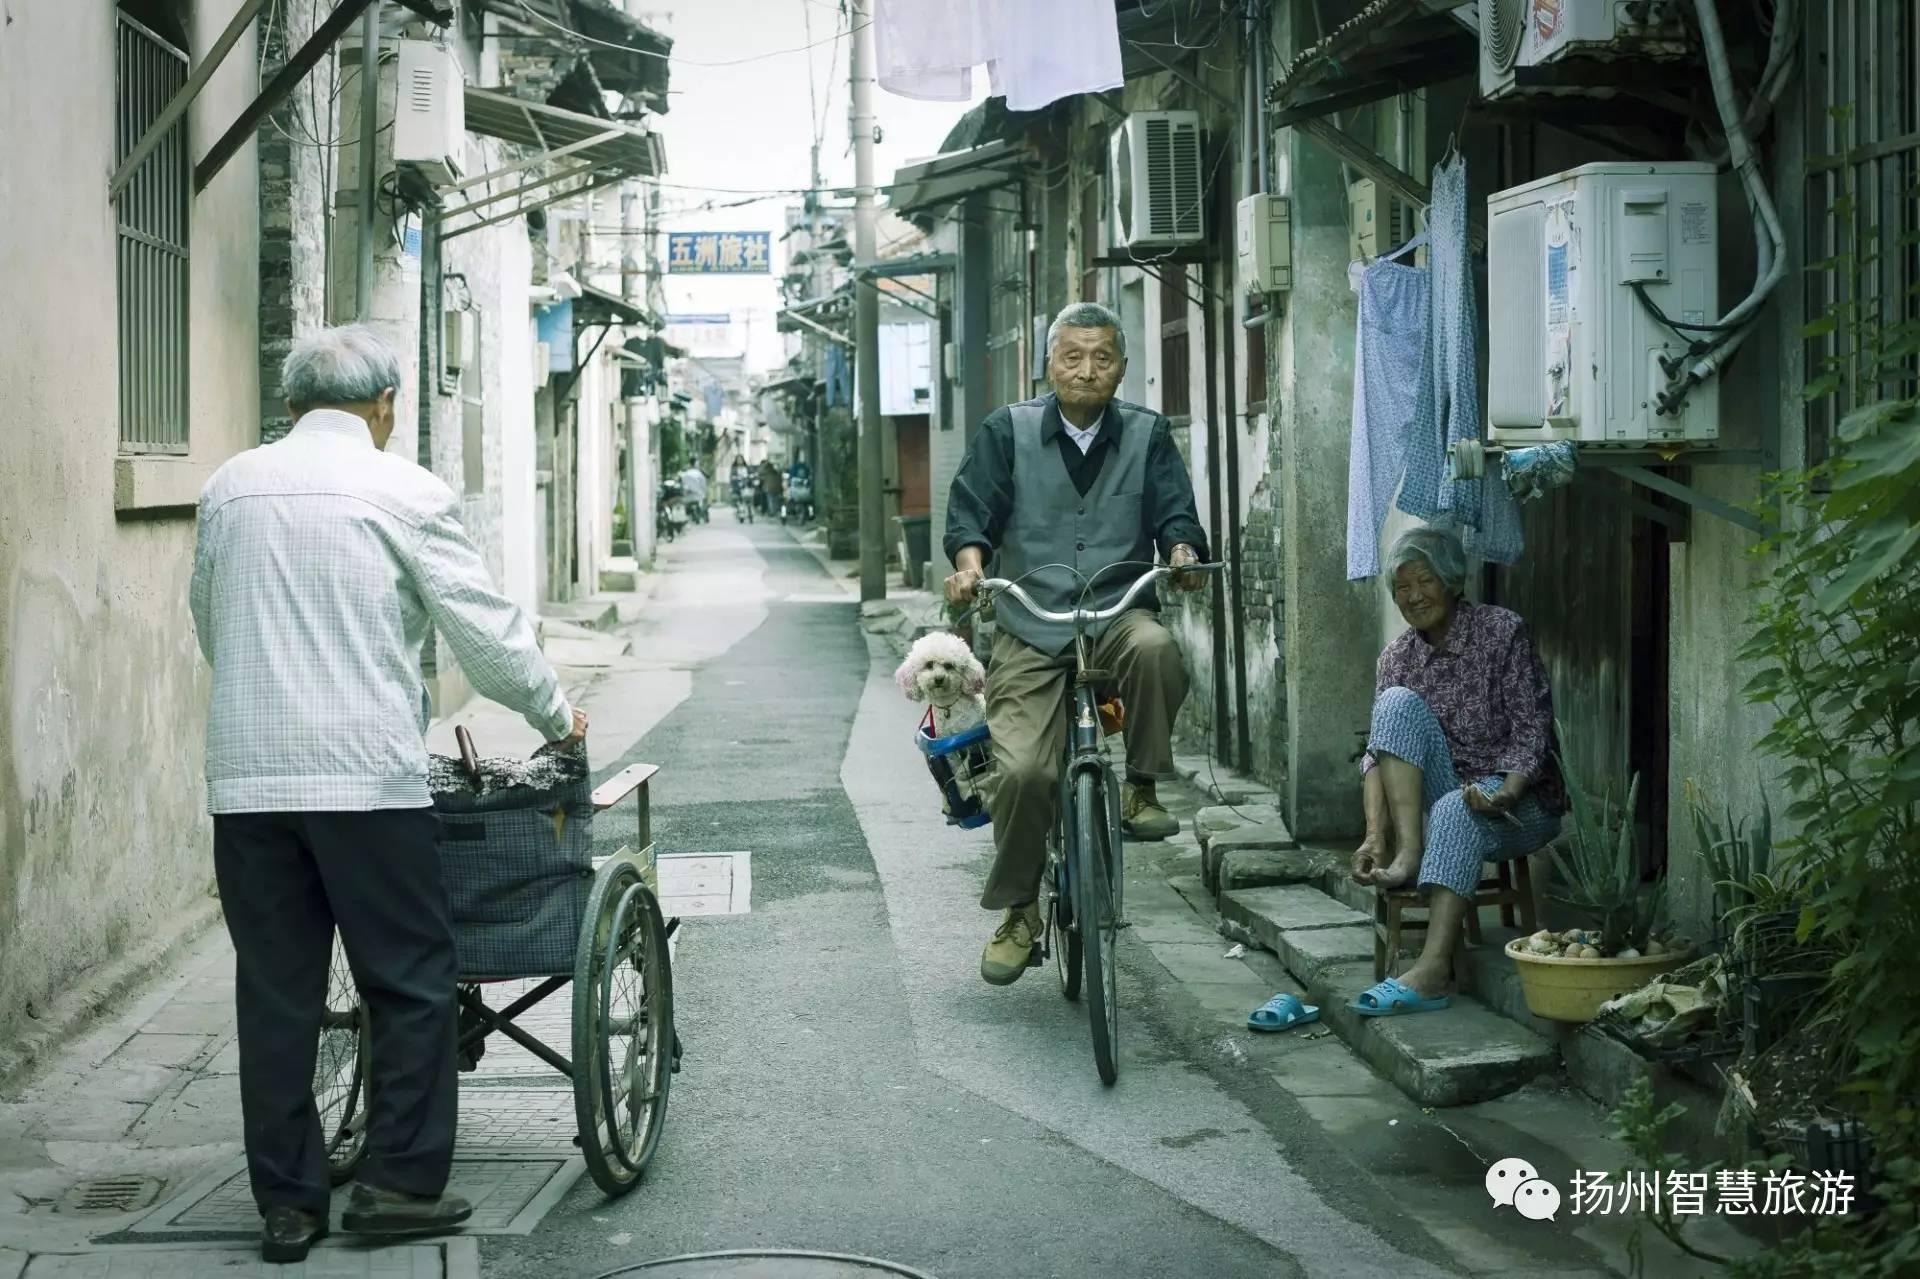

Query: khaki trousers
[979,609,1189,910]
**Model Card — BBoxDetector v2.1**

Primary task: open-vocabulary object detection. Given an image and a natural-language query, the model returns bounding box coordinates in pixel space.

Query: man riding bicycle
[943,301,1209,986]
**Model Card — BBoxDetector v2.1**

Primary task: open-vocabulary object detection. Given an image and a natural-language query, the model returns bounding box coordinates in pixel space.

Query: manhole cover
[59,1175,164,1214]
[595,1253,938,1279]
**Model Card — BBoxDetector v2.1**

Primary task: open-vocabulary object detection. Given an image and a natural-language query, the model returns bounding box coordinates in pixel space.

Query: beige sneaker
[980,902,1043,985]
[1122,782,1179,840]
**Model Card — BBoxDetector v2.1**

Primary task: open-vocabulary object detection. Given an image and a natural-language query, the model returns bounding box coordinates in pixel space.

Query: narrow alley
[0,516,1742,1278]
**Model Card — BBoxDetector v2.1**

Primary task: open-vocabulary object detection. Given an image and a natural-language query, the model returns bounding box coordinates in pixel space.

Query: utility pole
[851,0,885,601]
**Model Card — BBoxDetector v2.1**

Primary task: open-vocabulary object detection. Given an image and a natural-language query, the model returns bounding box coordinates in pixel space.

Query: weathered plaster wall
[0,3,260,1033]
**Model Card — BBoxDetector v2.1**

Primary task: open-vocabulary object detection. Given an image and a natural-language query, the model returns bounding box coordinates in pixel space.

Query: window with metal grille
[1802,1,1920,467]
[1159,265,1191,419]
[115,7,191,454]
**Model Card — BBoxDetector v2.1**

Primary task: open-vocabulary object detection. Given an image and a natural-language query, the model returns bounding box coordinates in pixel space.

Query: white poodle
[895,630,987,738]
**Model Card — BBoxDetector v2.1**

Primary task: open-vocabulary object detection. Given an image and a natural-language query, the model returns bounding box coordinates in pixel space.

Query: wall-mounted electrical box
[443,308,475,376]
[1236,193,1292,292]
[1487,161,1720,447]
[393,39,467,188]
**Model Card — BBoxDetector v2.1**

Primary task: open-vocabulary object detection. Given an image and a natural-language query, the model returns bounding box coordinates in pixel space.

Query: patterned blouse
[1361,601,1568,815]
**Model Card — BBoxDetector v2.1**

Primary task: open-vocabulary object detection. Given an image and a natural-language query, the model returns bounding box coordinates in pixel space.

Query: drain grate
[60,1175,165,1214]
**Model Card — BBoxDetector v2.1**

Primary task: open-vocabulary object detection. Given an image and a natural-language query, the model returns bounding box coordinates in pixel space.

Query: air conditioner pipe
[1674,0,1787,396]
[1688,0,1800,167]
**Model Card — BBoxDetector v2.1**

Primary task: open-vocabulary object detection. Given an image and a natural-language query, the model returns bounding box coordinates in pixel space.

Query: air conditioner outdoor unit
[1348,178,1419,262]
[1487,162,1720,448]
[393,39,466,187]
[1109,111,1205,250]
[1479,0,1689,101]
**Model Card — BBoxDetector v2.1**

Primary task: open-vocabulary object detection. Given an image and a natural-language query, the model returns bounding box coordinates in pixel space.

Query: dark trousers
[213,808,459,1215]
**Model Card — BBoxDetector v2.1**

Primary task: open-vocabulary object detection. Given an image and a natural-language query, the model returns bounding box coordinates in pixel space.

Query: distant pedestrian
[758,459,782,514]
[678,460,709,519]
[191,324,588,1263]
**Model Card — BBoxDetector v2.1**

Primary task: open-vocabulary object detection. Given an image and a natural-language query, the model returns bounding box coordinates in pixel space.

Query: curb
[0,894,223,1095]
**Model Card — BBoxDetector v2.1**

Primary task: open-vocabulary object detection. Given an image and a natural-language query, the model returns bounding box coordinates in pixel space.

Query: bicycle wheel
[315,935,370,1184]
[1074,770,1120,1085]
[1044,835,1080,1001]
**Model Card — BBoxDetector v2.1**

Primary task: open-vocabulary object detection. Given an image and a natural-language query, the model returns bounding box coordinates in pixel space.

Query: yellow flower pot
[1504,939,1695,1023]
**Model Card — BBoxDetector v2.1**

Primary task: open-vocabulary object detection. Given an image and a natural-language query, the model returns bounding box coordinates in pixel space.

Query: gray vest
[994,397,1159,656]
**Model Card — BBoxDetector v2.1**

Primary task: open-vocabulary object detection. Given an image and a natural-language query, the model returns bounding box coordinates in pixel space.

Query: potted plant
[1506,736,1694,1022]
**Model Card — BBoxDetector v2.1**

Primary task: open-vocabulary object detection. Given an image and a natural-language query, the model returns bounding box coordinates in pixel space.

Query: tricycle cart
[312,738,679,1197]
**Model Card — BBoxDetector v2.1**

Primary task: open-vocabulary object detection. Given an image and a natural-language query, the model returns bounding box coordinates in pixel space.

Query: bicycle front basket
[914,711,995,830]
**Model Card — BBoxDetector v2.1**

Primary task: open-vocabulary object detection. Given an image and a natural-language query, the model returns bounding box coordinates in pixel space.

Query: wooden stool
[1373,857,1538,981]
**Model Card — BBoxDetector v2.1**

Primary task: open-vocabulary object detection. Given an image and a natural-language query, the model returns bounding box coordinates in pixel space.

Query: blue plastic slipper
[1350,976,1451,1017]
[1248,992,1320,1032]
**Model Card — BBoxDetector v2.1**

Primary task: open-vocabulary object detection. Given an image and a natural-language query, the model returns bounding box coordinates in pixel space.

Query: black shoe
[341,1183,474,1236]
[262,1206,329,1263]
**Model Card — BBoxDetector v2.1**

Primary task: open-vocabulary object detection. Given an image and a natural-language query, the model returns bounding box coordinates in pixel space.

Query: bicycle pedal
[1026,948,1044,967]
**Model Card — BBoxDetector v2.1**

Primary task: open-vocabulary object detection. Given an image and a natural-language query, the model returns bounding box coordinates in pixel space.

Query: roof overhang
[473,0,671,110]
[574,284,655,328]
[439,87,665,240]
[1267,0,1476,127]
[887,139,1024,213]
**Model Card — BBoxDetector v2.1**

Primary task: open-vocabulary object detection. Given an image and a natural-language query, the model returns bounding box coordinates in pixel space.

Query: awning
[887,138,1024,213]
[1267,0,1475,127]
[439,88,666,240]
[573,284,657,328]
[472,0,672,110]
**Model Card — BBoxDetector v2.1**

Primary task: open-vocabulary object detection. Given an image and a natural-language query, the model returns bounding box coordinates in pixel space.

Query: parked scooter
[781,477,815,526]
[657,478,688,542]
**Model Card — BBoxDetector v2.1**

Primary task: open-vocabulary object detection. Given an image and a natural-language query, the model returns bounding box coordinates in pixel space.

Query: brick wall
[257,2,331,444]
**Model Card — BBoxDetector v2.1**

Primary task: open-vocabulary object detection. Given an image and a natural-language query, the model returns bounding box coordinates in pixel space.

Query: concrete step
[600,556,641,592]
[1197,817,1321,894]
[543,598,619,632]
[1221,884,1556,1108]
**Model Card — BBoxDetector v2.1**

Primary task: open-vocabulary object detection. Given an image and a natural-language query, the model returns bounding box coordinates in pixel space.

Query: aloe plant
[1549,724,1662,955]
[1685,781,1776,932]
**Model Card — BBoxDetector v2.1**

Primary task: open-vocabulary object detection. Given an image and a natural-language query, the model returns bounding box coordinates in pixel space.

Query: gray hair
[282,324,405,412]
[1385,525,1469,597]
[1046,302,1126,362]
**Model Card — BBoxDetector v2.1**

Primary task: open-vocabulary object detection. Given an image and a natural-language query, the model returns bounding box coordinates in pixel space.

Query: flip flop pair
[1247,992,1319,1032]
[1350,976,1450,1017]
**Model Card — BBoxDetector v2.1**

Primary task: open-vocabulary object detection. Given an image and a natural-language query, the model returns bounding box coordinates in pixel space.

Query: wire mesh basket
[915,709,994,830]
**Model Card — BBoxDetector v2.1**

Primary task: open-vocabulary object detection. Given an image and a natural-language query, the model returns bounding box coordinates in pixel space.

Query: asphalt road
[482,519,1460,1279]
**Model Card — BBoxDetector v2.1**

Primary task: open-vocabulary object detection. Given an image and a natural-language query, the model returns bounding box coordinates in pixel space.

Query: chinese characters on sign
[667,231,772,275]
[1568,1170,1856,1218]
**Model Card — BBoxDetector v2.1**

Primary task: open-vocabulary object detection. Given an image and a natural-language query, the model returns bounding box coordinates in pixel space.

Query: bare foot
[1367,852,1422,891]
[1351,835,1386,885]
[1397,963,1451,1000]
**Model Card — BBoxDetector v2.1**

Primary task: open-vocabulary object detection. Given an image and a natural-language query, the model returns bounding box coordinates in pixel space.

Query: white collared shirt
[1062,416,1100,454]
[190,410,571,813]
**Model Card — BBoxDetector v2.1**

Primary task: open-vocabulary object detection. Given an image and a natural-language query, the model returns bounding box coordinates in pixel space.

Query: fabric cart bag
[430,740,595,980]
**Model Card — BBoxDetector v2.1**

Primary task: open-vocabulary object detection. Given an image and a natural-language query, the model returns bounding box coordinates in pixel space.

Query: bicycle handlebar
[975,562,1225,625]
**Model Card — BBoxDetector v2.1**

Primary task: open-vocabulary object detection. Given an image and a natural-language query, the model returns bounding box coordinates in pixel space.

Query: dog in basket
[896,631,990,819]
[895,630,987,737]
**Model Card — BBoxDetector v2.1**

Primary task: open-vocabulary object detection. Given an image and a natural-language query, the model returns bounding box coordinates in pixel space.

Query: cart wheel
[573,858,674,1196]
[315,935,371,1185]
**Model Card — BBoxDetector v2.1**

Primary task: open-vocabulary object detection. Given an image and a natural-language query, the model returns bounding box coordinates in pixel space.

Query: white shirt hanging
[874,0,998,102]
[874,0,1122,113]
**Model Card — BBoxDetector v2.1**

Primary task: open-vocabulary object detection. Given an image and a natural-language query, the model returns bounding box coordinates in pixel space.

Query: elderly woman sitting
[1348,526,1567,1017]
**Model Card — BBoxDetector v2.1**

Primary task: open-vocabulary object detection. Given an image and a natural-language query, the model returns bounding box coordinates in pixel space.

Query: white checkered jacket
[191,411,573,814]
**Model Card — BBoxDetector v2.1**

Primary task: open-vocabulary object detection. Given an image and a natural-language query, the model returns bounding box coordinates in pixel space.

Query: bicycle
[970,559,1224,1084]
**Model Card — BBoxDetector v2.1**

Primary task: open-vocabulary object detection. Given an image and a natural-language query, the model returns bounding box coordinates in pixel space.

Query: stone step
[1221,884,1556,1108]
[543,598,619,632]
